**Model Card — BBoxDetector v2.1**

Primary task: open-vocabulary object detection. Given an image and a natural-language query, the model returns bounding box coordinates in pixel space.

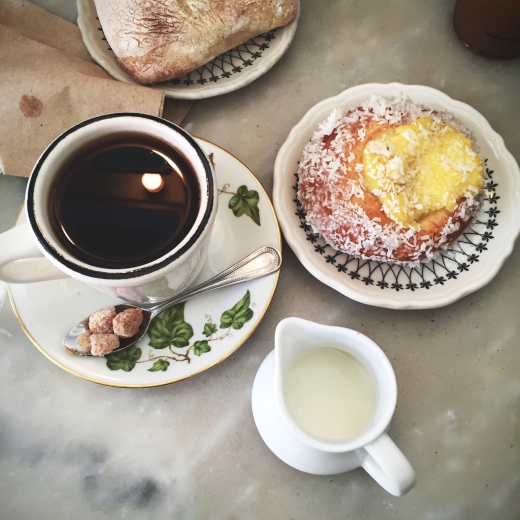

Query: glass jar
[453,0,520,59]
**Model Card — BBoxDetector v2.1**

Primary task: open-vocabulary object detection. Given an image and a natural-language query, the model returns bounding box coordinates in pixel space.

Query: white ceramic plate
[273,83,520,310]
[77,0,299,100]
[9,139,281,387]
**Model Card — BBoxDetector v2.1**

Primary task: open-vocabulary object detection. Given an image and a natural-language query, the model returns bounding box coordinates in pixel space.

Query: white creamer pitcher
[274,317,416,496]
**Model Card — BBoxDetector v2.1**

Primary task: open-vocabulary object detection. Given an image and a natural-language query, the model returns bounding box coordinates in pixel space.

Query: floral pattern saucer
[77,0,299,100]
[9,139,281,387]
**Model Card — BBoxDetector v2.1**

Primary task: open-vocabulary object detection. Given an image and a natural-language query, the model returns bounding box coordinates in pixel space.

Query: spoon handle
[149,246,282,317]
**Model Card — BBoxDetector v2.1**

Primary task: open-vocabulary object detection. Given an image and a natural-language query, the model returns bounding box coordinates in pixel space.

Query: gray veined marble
[1,0,520,519]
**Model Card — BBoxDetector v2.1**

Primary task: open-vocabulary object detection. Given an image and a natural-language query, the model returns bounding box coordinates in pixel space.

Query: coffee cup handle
[0,223,68,283]
[356,433,416,496]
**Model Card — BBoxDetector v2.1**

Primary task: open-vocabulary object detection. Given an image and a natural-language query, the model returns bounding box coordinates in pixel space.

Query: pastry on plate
[297,94,486,265]
[94,0,299,84]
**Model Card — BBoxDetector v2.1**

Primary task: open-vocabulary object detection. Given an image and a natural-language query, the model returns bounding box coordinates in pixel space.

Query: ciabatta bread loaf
[94,0,299,84]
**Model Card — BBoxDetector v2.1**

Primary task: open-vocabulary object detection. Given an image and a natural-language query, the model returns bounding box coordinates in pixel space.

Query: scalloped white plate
[77,0,299,100]
[273,83,520,310]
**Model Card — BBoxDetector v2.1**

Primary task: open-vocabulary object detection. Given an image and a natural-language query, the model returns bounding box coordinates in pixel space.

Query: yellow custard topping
[362,117,485,228]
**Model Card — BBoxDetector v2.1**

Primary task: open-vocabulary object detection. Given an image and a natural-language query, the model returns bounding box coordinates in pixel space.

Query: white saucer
[273,83,520,309]
[9,139,281,387]
[77,0,299,100]
[251,350,361,475]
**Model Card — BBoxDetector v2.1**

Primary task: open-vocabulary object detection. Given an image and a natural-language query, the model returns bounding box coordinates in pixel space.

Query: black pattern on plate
[293,162,498,291]
[96,17,275,88]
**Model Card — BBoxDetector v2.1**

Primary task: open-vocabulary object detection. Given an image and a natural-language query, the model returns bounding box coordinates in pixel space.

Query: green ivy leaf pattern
[203,322,218,337]
[148,359,170,372]
[148,302,194,349]
[162,302,186,328]
[104,293,257,374]
[229,185,260,226]
[105,346,142,372]
[193,340,211,356]
[220,290,254,330]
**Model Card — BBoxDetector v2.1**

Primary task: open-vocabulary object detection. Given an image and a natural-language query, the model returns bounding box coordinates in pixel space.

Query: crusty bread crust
[94,0,298,84]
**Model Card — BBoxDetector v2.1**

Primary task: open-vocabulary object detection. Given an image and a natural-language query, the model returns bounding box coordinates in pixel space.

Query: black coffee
[50,133,200,269]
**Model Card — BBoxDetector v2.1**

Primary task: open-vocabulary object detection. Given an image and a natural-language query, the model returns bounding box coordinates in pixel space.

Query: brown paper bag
[0,23,166,177]
[0,0,193,177]
[0,0,94,62]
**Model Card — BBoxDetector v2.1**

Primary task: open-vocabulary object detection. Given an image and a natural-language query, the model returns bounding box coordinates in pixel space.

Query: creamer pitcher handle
[356,433,416,496]
[0,223,67,283]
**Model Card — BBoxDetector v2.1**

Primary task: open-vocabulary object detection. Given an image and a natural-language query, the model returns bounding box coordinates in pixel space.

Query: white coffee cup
[0,113,217,304]
[274,317,416,496]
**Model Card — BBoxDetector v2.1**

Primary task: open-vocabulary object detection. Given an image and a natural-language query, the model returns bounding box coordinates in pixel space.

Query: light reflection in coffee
[50,133,201,269]
[142,173,164,193]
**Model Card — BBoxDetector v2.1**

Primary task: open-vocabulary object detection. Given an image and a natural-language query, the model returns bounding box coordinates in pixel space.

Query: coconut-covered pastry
[297,94,485,265]
[94,0,299,84]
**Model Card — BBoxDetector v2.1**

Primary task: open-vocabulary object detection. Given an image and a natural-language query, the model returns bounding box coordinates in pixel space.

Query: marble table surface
[1,1,520,518]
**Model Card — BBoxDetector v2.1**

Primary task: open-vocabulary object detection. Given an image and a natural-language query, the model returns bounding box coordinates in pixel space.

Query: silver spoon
[64,246,281,356]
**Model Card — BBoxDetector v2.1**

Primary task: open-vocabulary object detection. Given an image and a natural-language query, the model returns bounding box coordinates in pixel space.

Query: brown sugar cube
[76,331,92,353]
[113,307,143,338]
[90,334,120,356]
[89,306,116,334]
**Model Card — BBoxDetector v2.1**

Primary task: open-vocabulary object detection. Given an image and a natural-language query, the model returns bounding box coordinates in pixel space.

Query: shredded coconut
[296,94,485,264]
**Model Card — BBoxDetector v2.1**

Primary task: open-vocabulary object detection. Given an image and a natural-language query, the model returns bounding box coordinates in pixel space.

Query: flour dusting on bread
[94,0,298,84]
